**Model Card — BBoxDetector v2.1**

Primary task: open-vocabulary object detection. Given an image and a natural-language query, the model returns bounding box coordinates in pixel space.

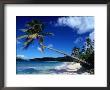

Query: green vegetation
[17,20,54,51]
[71,37,94,73]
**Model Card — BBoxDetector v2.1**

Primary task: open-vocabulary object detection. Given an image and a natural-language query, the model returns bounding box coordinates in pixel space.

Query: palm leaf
[19,29,28,32]
[40,45,45,52]
[39,36,44,44]
[23,38,34,49]
[37,36,45,52]
[24,38,32,46]
[17,35,28,39]
[34,24,42,32]
[39,43,45,52]
[28,33,38,39]
[26,20,42,27]
[26,29,34,34]
[32,20,41,25]
[26,22,34,27]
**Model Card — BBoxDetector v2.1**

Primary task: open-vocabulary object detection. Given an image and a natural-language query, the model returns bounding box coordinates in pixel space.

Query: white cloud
[17,55,27,59]
[56,16,94,34]
[74,37,82,44]
[89,31,94,41]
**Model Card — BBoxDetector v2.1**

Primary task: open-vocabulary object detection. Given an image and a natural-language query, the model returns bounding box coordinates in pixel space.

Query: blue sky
[16,16,94,59]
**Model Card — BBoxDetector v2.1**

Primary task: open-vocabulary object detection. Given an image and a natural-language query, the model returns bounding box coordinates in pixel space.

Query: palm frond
[26,20,42,27]
[19,29,28,32]
[40,45,45,52]
[17,35,28,40]
[28,33,38,39]
[20,28,36,35]
[39,43,45,52]
[26,22,34,27]
[36,36,45,52]
[34,24,42,32]
[23,38,34,49]
[32,20,41,25]
[26,29,34,34]
[39,36,44,44]
[24,39,32,46]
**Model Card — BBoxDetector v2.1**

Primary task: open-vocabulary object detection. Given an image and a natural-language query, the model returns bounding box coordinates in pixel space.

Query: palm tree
[86,37,94,55]
[17,19,90,65]
[71,47,80,58]
[17,20,53,51]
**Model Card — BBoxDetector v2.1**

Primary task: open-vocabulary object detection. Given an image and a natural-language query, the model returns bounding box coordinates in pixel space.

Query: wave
[55,62,82,71]
[55,62,68,70]
[17,67,41,74]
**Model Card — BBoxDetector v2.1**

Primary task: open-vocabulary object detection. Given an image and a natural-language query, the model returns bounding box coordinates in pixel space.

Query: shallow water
[16,61,64,74]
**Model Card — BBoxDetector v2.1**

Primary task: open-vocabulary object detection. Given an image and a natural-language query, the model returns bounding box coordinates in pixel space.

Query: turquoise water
[16,61,64,74]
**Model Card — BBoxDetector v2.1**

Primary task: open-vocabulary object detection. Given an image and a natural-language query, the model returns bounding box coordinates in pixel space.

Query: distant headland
[16,56,75,62]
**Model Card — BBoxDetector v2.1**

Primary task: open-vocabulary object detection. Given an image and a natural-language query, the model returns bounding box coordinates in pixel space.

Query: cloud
[74,37,82,44]
[17,55,27,59]
[56,16,94,34]
[89,31,94,41]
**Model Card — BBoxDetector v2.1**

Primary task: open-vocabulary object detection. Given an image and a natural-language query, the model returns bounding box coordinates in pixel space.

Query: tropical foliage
[17,20,54,52]
[71,37,94,73]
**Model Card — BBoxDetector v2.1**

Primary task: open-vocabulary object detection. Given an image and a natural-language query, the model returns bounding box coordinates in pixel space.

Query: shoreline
[16,61,92,75]
[50,62,91,75]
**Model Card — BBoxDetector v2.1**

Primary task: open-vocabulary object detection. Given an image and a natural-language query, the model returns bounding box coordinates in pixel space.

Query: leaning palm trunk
[42,45,90,66]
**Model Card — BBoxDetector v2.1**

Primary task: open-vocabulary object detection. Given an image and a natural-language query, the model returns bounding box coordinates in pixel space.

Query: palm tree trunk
[44,45,70,56]
[43,45,90,65]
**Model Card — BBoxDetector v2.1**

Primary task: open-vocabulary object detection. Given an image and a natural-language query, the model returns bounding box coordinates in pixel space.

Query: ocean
[16,61,65,74]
